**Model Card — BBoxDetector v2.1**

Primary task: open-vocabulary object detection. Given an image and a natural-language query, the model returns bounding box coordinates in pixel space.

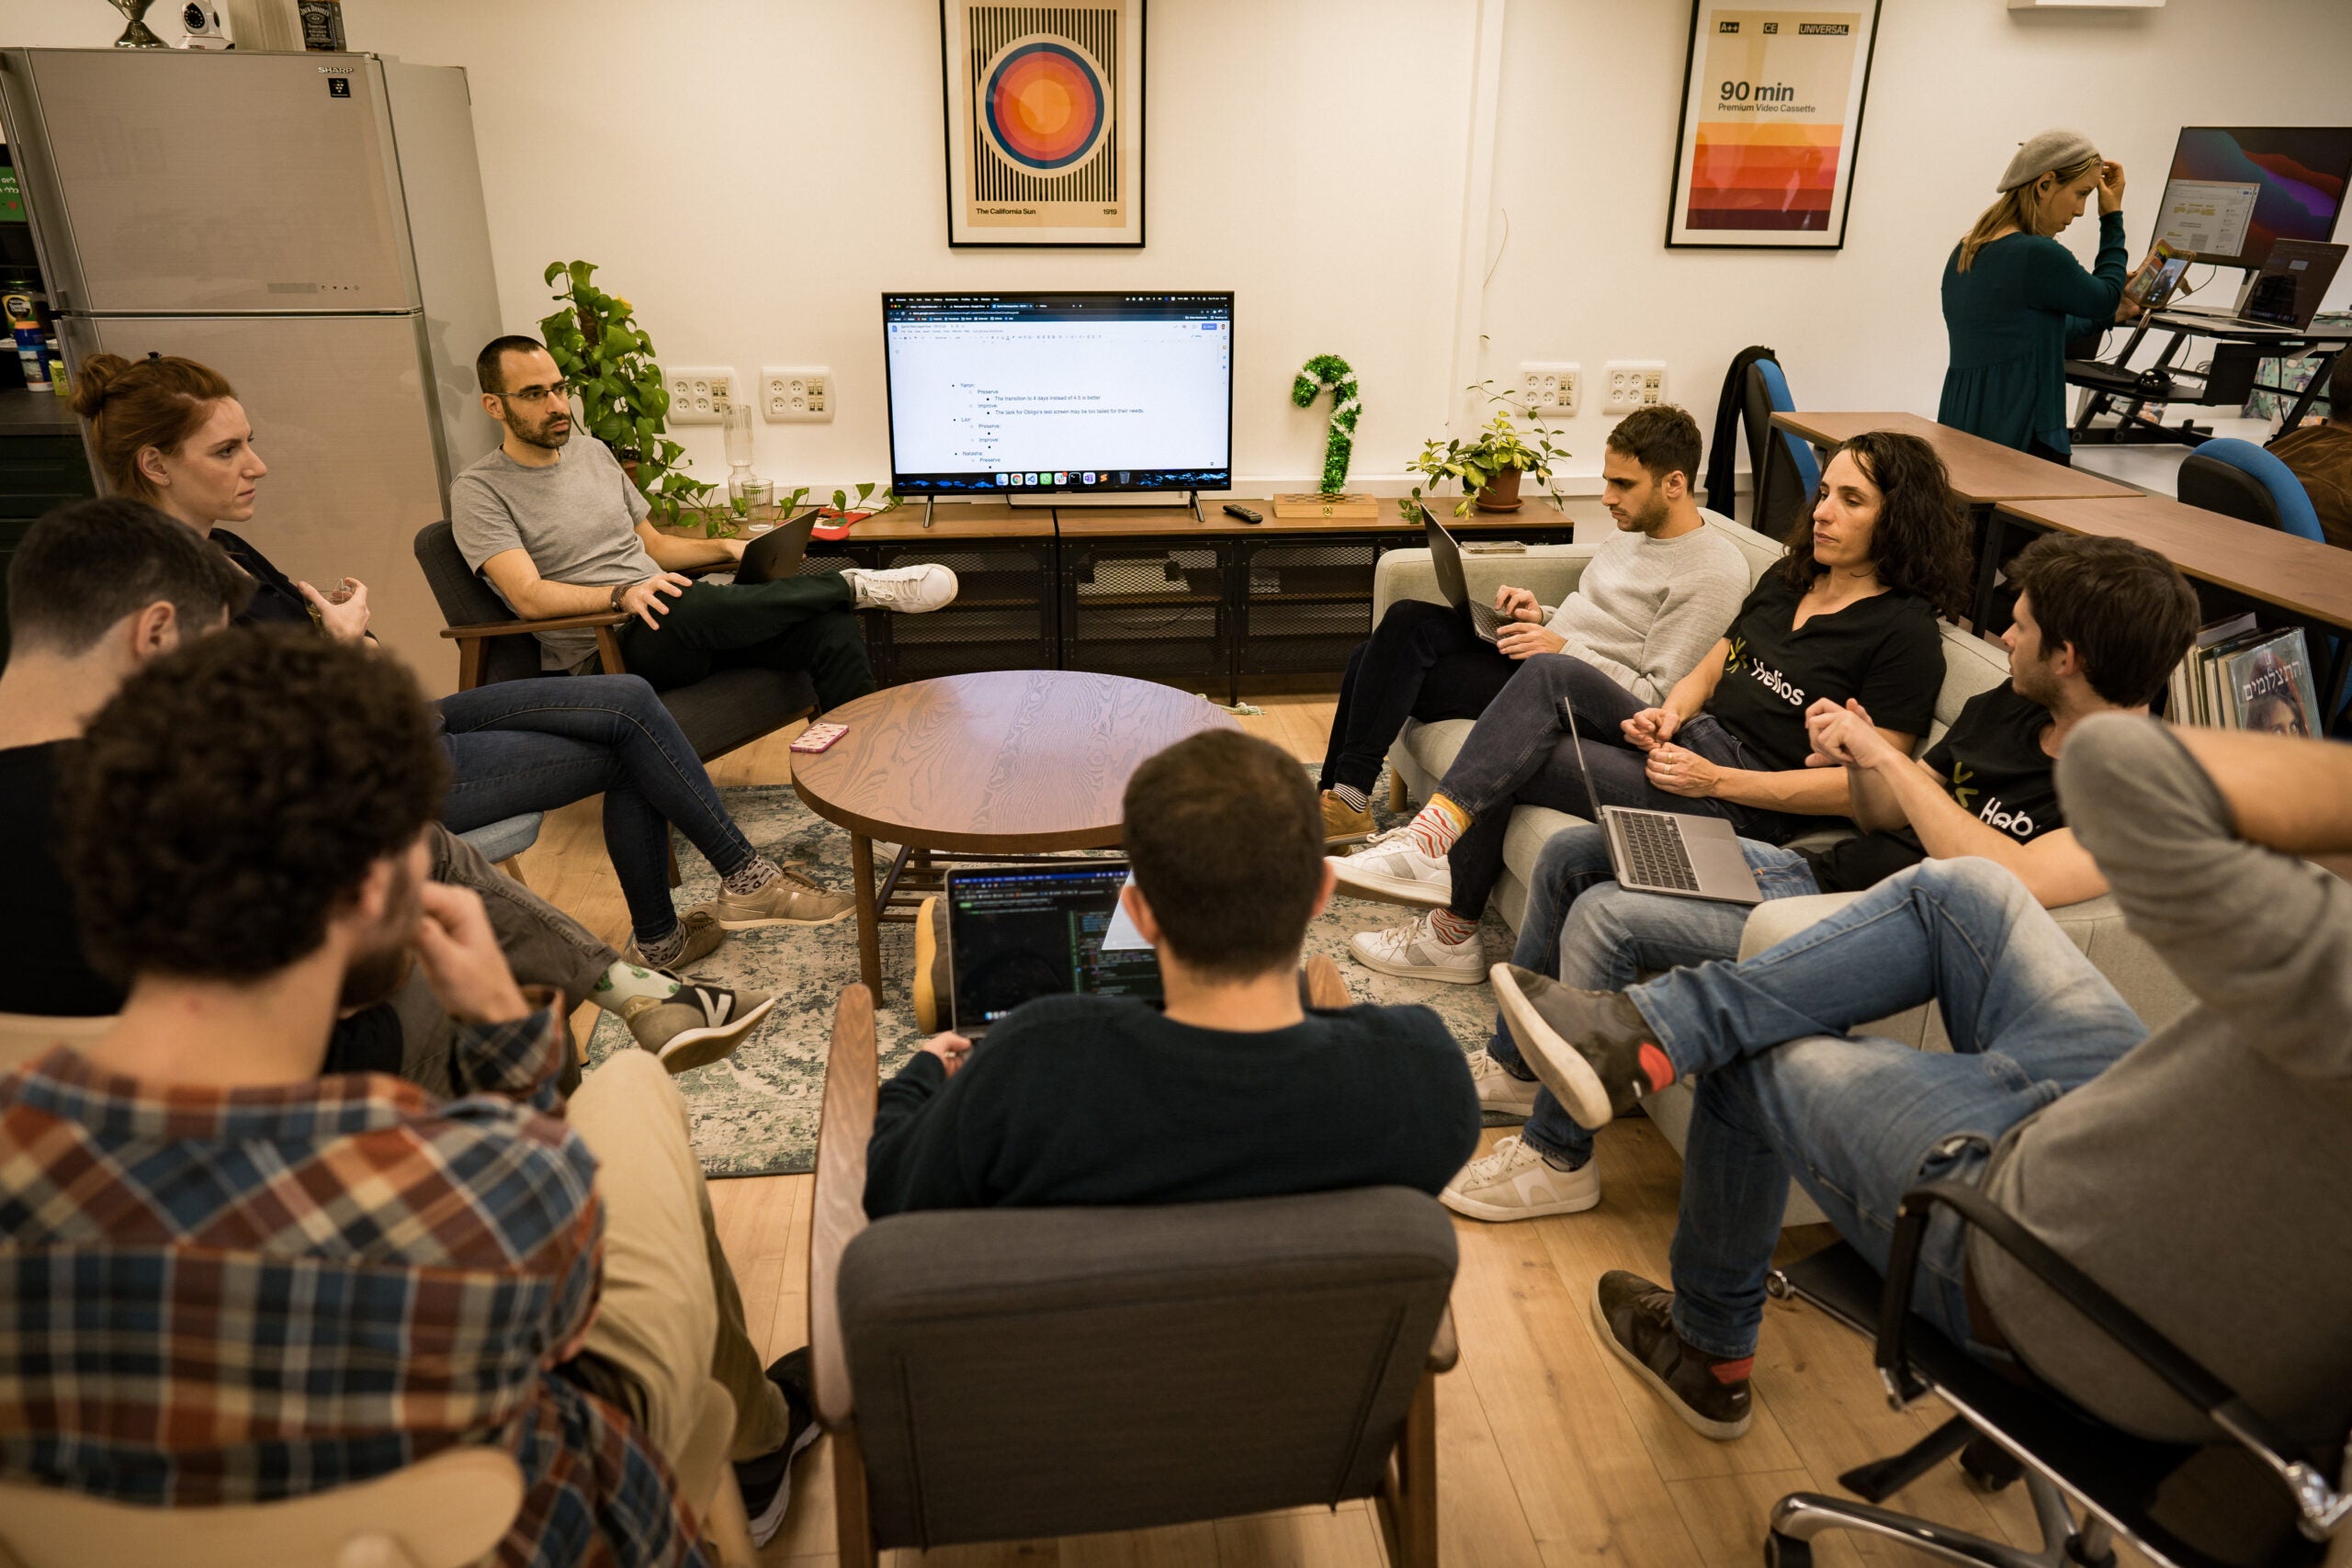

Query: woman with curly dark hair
[1338,430,1968,985]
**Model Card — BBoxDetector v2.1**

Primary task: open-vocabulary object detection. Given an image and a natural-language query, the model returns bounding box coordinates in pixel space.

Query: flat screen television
[2152,126,2352,267]
[882,291,1233,498]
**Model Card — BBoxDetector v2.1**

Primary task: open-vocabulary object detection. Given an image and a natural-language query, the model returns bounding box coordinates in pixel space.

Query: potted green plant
[1400,382,1572,522]
[537,260,709,524]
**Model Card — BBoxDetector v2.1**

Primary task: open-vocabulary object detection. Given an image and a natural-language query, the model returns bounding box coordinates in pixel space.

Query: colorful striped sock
[1408,795,1469,861]
[1427,908,1478,944]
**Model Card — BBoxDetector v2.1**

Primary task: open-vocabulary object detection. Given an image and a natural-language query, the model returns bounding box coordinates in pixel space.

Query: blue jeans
[438,675,760,946]
[1622,858,2147,1360]
[1487,825,1825,1166]
[1434,653,1805,920]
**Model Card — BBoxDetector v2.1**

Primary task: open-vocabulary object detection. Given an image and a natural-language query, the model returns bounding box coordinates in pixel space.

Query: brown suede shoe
[1321,789,1375,846]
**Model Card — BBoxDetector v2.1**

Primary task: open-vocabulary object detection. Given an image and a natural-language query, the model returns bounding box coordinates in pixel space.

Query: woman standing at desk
[1940,130,2135,462]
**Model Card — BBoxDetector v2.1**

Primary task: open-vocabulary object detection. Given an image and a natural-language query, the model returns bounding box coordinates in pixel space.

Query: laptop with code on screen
[944,863,1164,1037]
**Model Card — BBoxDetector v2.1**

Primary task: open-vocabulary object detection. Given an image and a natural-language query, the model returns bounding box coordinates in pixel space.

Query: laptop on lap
[1423,513,1508,644]
[944,863,1165,1037]
[1562,700,1762,905]
[732,509,823,585]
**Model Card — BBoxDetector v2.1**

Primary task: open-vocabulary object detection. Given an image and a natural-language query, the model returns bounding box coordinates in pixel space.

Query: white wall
[1478,0,2352,485]
[6,0,2350,496]
[362,0,1489,499]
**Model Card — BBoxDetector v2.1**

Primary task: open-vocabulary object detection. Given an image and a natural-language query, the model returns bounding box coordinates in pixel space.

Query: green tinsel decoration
[1291,354,1361,495]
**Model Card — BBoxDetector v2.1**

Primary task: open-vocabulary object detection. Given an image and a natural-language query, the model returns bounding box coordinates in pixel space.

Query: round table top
[789,671,1240,852]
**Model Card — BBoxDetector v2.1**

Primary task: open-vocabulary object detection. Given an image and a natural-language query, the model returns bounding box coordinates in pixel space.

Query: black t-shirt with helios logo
[1801,684,2064,893]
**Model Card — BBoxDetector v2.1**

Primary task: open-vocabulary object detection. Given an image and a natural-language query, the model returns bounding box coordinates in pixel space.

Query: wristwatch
[609,582,628,612]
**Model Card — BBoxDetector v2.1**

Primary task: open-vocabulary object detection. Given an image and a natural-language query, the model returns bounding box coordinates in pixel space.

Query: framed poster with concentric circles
[941,1,1144,247]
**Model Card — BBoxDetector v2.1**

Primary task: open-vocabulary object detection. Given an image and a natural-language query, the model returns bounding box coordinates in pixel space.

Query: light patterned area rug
[586,769,1516,1178]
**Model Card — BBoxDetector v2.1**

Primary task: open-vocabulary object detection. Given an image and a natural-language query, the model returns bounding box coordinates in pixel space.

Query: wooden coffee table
[789,670,1240,995]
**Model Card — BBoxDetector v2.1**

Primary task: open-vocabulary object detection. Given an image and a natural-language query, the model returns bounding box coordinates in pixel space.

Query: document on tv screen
[888,317,1231,474]
[2156,179,2258,259]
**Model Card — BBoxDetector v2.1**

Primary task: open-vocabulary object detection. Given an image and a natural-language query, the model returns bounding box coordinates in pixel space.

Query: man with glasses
[454,336,956,705]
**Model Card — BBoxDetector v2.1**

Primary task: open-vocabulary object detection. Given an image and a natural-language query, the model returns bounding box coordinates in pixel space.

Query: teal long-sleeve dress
[1939,209,2127,456]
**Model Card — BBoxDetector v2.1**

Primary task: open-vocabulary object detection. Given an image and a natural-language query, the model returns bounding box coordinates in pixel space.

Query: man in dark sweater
[0,501,768,1083]
[864,729,1481,1216]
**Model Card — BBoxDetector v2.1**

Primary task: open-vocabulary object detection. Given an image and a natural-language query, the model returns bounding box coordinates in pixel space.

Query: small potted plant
[1401,382,1571,522]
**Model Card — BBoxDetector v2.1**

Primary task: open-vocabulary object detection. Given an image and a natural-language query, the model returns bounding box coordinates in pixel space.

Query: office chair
[1762,1183,2349,1568]
[1746,359,1823,540]
[2177,438,2326,542]
[807,959,1455,1568]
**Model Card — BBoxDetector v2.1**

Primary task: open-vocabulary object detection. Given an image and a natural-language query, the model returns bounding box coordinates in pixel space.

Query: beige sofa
[1371,516,2192,1223]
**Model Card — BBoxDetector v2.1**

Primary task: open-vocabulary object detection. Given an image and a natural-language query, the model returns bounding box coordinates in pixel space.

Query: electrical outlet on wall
[1519,362,1579,417]
[761,366,834,423]
[1602,361,1667,414]
[664,367,739,424]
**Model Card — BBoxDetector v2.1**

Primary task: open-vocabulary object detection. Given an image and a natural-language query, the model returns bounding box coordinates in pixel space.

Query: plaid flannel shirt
[0,1000,712,1568]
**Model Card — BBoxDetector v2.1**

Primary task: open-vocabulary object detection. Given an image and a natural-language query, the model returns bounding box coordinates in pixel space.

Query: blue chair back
[1753,359,1823,497]
[2178,438,2325,543]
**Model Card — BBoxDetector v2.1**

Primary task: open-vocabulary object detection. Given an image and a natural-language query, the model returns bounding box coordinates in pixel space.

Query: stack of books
[2166,615,2322,736]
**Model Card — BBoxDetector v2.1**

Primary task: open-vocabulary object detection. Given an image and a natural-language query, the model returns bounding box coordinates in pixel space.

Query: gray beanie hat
[1999,129,2099,192]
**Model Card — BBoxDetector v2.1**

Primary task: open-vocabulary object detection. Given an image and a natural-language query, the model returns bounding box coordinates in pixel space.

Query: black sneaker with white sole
[1489,964,1674,1130]
[1589,1269,1752,1440]
[734,1348,822,1547]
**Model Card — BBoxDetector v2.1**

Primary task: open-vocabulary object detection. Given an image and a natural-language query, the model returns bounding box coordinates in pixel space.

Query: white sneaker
[844,564,958,613]
[1441,1134,1600,1222]
[1467,1049,1541,1119]
[1349,912,1484,984]
[1330,827,1453,907]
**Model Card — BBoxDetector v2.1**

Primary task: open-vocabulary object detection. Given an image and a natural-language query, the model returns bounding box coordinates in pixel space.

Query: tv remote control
[1222,503,1263,524]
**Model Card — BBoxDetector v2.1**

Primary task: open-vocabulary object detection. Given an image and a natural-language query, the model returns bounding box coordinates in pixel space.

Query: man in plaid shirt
[0,566,815,1564]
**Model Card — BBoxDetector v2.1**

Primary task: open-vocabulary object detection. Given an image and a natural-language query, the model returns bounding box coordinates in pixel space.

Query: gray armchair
[808,960,1457,1568]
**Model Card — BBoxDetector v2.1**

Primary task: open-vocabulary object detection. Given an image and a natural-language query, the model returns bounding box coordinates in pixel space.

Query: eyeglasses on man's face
[496,382,570,407]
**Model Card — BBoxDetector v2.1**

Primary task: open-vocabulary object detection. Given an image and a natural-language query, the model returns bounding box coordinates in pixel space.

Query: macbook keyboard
[1470,600,1506,642]
[1614,810,1702,893]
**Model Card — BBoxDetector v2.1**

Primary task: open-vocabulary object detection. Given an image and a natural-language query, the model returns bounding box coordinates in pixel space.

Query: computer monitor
[882,291,1234,498]
[2152,126,2352,268]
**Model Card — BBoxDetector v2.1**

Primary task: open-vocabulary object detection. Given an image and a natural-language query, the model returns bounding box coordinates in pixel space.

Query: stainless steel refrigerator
[0,47,503,693]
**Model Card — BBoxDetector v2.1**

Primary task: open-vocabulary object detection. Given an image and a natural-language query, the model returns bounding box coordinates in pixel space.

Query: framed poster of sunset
[941,0,1146,247]
[1666,4,1883,249]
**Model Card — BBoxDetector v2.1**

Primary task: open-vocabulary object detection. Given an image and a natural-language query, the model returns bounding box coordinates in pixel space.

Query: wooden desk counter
[1770,411,2138,503]
[845,502,1052,541]
[1994,493,2352,631]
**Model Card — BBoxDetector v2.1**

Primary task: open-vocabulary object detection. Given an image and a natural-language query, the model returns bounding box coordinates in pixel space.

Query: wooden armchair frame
[807,955,1453,1568]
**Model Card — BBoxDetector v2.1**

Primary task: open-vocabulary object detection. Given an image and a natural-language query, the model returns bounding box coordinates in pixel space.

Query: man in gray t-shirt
[1488,716,2352,1453]
[452,336,957,705]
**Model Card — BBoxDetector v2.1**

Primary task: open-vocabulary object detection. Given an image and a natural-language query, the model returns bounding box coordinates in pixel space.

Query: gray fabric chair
[412,520,819,763]
[808,962,1456,1568]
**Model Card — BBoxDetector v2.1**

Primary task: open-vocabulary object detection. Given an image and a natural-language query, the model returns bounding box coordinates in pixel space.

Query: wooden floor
[514,692,2095,1568]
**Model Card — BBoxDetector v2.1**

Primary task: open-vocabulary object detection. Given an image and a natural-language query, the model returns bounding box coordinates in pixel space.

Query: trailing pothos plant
[1398,380,1572,523]
[538,259,712,523]
[667,481,910,540]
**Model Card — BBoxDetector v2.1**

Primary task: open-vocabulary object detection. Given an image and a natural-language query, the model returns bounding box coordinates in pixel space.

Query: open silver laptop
[1424,514,1508,644]
[1563,699,1762,905]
